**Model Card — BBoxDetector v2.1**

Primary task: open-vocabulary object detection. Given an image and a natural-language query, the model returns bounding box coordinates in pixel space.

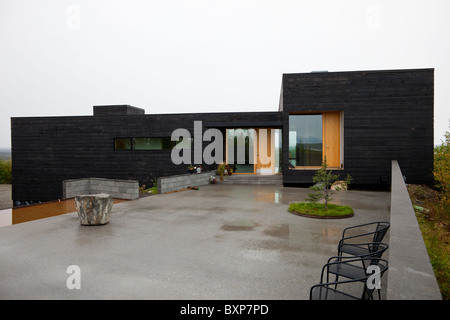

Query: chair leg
[334,275,340,289]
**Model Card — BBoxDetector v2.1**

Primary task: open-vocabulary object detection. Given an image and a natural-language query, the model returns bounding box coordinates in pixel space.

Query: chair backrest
[372,222,390,243]
[367,242,389,258]
[360,258,389,300]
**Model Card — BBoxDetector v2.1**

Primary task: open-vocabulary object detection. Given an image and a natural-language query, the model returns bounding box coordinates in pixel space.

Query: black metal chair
[310,257,388,300]
[338,221,390,257]
[323,245,389,300]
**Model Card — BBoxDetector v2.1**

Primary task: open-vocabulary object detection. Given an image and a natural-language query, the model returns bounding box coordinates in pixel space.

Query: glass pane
[133,138,162,150]
[274,129,282,173]
[226,129,255,172]
[114,138,132,150]
[162,137,176,150]
[289,115,322,166]
[173,137,192,150]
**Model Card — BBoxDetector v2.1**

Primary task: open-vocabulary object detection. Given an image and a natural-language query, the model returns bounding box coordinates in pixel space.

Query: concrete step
[221,174,283,185]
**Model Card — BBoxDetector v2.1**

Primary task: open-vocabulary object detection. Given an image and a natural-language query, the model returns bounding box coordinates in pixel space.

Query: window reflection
[289,115,323,166]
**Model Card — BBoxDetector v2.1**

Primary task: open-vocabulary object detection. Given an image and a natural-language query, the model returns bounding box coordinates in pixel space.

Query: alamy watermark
[366,4,381,30]
[366,265,381,290]
[170,121,274,166]
[66,265,81,290]
[66,5,81,30]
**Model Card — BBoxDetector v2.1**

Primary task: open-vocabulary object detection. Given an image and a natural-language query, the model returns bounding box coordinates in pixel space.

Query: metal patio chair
[310,257,388,300]
[322,247,389,300]
[338,221,390,257]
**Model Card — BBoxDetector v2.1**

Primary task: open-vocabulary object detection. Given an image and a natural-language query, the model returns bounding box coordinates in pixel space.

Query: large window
[226,128,282,174]
[289,115,323,166]
[289,112,342,168]
[226,129,255,173]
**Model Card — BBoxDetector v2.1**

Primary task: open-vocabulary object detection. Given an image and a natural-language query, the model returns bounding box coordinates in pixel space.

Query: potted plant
[217,163,225,181]
[225,164,233,175]
[188,164,195,174]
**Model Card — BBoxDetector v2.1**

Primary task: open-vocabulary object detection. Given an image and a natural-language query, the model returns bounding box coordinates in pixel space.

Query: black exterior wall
[11,68,434,202]
[280,68,434,188]
[11,111,282,201]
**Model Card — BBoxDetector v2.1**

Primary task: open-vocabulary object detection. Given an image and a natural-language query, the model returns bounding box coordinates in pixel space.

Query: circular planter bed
[288,202,354,219]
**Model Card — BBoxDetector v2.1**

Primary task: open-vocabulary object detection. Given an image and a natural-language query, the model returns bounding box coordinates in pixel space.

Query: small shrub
[140,177,159,194]
[305,157,352,210]
[0,159,12,184]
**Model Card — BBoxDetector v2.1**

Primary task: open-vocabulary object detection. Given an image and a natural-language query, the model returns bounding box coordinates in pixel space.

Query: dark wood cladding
[11,111,282,201]
[93,105,145,116]
[281,68,434,187]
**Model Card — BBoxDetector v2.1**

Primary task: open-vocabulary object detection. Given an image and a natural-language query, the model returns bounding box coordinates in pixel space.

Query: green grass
[408,184,450,300]
[415,205,450,300]
[288,202,354,218]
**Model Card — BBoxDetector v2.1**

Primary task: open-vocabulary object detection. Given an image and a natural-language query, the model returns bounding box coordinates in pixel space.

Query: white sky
[0,0,449,149]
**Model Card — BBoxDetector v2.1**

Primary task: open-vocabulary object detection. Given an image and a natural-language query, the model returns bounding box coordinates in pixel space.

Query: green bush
[434,122,450,204]
[305,157,352,210]
[0,159,12,184]
[288,202,354,217]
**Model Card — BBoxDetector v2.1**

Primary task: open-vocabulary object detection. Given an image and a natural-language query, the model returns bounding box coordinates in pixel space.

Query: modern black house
[11,68,434,202]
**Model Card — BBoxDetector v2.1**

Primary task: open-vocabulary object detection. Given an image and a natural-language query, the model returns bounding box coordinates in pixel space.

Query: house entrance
[226,128,282,175]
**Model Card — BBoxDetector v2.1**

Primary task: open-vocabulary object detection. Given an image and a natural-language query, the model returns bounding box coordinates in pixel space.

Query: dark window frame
[288,111,343,170]
[113,137,184,151]
[114,138,132,151]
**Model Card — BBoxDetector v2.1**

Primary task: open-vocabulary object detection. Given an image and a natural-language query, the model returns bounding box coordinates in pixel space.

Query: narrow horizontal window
[114,138,132,150]
[173,137,193,150]
[133,138,164,150]
[114,137,180,151]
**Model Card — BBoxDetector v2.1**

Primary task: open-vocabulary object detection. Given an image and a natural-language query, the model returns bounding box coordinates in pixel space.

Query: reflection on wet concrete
[0,198,128,228]
[321,227,342,241]
[253,190,283,203]
[252,187,307,205]
[221,219,258,231]
[219,186,358,248]
[263,224,290,239]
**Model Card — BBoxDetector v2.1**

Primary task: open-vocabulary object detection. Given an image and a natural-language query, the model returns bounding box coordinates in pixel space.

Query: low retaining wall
[63,178,139,200]
[0,184,12,210]
[158,171,214,194]
[387,160,442,300]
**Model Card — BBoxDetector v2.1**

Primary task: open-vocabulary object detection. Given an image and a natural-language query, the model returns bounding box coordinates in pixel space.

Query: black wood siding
[11,111,282,201]
[280,69,434,187]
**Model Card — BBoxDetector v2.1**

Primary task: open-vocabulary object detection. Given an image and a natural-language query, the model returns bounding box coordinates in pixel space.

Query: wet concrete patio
[0,184,390,299]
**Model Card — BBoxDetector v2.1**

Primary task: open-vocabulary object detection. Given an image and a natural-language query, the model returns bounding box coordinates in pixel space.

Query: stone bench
[74,194,113,225]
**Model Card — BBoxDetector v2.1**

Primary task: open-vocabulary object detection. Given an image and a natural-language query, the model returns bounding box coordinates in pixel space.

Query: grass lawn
[408,184,450,300]
[288,202,354,219]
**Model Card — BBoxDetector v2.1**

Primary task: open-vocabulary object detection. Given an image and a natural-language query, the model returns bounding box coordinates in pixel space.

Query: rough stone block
[74,194,113,226]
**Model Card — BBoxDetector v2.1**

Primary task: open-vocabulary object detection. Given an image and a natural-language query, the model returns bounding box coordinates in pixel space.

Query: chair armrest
[337,241,388,252]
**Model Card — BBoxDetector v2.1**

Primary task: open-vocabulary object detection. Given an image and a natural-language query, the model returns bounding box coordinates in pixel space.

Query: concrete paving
[0,184,390,300]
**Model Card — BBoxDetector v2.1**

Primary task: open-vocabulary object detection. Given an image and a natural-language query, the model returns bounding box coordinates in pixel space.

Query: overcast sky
[1,0,449,149]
